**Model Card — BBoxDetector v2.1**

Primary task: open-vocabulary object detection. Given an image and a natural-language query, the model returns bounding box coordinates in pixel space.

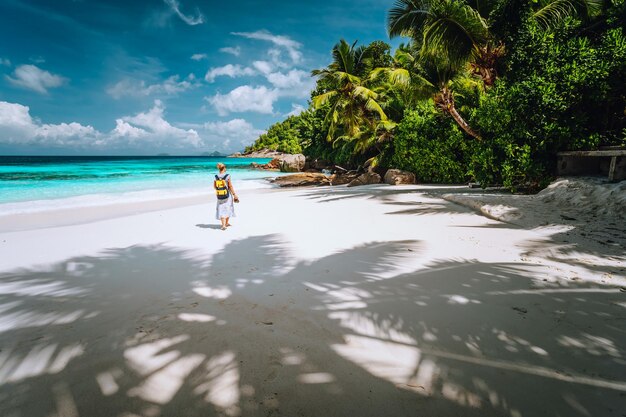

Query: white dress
[216,195,235,219]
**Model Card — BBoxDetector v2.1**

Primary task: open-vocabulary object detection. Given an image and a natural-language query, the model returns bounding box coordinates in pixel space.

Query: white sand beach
[0,182,624,417]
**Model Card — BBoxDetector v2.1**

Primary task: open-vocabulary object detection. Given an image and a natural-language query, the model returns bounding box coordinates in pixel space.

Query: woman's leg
[220,216,227,230]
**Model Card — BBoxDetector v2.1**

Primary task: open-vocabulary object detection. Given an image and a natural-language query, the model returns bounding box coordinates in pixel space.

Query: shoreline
[0,193,211,233]
[0,183,476,233]
[0,185,303,233]
[2,177,623,237]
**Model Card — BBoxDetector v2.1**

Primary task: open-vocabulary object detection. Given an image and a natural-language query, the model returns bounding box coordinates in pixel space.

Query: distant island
[200,151,227,157]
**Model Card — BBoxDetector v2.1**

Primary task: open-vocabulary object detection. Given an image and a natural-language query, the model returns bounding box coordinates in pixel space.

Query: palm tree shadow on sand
[0,235,624,417]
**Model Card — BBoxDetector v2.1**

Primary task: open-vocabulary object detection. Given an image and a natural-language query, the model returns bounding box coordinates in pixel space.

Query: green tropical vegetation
[247,0,626,191]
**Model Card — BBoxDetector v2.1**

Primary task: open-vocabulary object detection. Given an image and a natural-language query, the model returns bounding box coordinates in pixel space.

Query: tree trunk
[435,88,482,140]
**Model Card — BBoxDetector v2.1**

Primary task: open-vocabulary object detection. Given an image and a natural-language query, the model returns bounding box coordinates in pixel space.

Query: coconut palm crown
[311,39,390,145]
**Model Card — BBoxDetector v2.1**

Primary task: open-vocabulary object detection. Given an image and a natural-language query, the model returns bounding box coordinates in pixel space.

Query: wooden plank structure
[557,148,626,181]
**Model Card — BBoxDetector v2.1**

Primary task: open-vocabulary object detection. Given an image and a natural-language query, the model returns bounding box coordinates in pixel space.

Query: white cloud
[191,53,207,61]
[204,64,255,83]
[204,119,264,150]
[163,0,204,25]
[219,46,241,57]
[267,48,291,69]
[107,74,197,99]
[200,30,313,115]
[118,100,201,147]
[266,69,313,93]
[37,122,98,141]
[0,102,32,128]
[232,30,302,63]
[202,118,262,137]
[0,101,98,147]
[252,60,273,75]
[0,100,202,151]
[206,85,279,116]
[0,100,264,153]
[112,120,148,139]
[202,64,313,116]
[177,118,264,151]
[0,58,10,67]
[285,103,306,117]
[249,64,313,98]
[0,102,38,140]
[5,65,66,94]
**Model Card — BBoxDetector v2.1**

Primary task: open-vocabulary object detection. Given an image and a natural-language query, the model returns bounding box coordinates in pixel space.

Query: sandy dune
[0,184,624,417]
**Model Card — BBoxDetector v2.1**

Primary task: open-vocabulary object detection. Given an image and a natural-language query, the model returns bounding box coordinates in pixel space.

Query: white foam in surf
[0,177,274,216]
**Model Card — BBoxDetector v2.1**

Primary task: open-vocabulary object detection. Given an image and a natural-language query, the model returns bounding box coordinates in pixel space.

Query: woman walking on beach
[214,163,239,230]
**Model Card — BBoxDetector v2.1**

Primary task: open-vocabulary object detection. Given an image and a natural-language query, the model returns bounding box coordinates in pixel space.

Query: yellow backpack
[215,174,230,200]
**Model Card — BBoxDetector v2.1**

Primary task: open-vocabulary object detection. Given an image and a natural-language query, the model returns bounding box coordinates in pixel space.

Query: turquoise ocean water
[0,156,280,214]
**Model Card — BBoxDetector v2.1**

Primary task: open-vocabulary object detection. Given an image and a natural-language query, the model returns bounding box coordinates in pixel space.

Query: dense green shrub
[469,80,555,190]
[506,23,626,146]
[389,103,471,183]
[469,23,626,191]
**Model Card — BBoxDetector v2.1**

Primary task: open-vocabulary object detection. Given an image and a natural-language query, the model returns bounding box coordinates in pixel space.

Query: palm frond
[417,56,453,89]
[364,98,388,120]
[388,0,432,39]
[378,120,397,131]
[311,68,330,77]
[370,66,412,88]
[323,100,341,141]
[333,71,361,85]
[332,39,355,73]
[451,74,483,93]
[353,44,370,71]
[421,0,489,68]
[388,68,412,87]
[394,49,416,67]
[533,0,603,29]
[412,71,439,91]
[312,90,337,109]
[332,134,350,148]
[353,130,377,154]
[369,67,388,81]
[364,155,380,168]
[467,0,499,19]
[353,85,379,101]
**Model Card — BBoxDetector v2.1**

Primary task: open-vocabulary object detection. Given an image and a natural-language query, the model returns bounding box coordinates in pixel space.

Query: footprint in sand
[265,355,282,382]
[265,369,278,382]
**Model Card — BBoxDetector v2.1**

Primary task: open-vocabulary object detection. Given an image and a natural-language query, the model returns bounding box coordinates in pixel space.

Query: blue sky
[0,0,400,155]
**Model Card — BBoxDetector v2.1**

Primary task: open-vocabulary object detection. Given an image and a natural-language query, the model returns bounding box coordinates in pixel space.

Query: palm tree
[424,59,482,140]
[388,0,502,86]
[374,47,482,139]
[311,40,392,155]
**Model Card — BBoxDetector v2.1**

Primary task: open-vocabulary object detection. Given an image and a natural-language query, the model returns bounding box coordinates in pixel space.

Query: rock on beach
[271,172,331,187]
[347,171,382,187]
[278,154,306,172]
[384,169,416,185]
